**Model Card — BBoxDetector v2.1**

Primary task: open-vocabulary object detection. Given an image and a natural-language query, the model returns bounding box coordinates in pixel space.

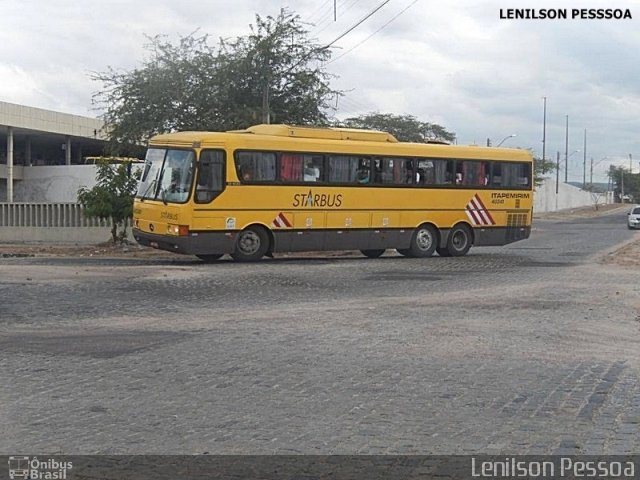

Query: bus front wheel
[232,226,269,262]
[446,224,472,256]
[361,249,385,258]
[408,224,438,258]
[196,254,224,262]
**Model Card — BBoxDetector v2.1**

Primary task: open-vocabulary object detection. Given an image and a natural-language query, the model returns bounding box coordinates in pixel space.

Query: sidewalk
[534,203,628,221]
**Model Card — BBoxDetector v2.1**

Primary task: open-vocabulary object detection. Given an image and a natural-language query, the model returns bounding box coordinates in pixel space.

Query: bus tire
[196,254,224,262]
[446,224,472,256]
[396,248,411,257]
[361,249,385,258]
[408,224,438,258]
[436,247,451,257]
[231,226,269,262]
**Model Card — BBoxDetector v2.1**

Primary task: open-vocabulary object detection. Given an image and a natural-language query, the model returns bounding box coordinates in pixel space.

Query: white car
[628,206,640,229]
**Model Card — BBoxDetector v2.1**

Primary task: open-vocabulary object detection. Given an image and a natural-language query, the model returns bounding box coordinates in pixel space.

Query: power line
[280,0,391,77]
[306,0,333,23]
[337,94,376,114]
[323,0,393,49]
[325,0,419,65]
[310,0,361,36]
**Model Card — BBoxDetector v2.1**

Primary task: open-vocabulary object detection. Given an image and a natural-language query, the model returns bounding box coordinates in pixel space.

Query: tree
[608,165,640,202]
[77,160,141,244]
[338,113,456,144]
[533,156,556,187]
[92,9,338,151]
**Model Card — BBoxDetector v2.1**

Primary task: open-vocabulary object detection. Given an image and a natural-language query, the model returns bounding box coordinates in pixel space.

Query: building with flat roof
[0,101,108,202]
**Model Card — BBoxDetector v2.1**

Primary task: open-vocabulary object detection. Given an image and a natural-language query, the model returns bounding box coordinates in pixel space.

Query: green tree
[608,165,640,202]
[533,156,557,187]
[92,9,338,151]
[78,160,141,243]
[338,112,456,143]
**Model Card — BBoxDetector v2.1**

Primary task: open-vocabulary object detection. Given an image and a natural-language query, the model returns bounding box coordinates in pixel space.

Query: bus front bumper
[132,228,236,255]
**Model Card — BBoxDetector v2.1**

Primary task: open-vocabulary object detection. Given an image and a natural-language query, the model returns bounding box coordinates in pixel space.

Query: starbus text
[292,191,343,208]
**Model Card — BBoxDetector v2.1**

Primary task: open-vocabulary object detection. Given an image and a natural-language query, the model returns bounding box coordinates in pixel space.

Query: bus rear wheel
[396,248,411,257]
[196,254,224,262]
[446,224,472,256]
[408,224,437,258]
[436,247,451,257]
[361,249,385,258]
[231,226,269,262]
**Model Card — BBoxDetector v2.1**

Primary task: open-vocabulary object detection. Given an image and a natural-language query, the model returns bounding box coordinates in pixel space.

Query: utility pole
[590,157,593,185]
[630,153,633,173]
[556,151,560,194]
[564,115,569,183]
[582,129,587,188]
[542,97,547,169]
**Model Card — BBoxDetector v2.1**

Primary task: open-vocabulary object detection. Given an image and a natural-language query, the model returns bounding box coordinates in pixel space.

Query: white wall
[13,165,98,202]
[534,177,610,212]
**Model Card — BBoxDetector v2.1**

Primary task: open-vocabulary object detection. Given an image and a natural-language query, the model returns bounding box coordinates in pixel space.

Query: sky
[2,0,639,183]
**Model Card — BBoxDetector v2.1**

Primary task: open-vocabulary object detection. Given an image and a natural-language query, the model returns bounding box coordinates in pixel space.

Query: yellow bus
[132,124,533,262]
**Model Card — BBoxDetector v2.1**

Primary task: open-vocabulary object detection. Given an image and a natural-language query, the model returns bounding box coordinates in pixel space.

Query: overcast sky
[2,0,638,182]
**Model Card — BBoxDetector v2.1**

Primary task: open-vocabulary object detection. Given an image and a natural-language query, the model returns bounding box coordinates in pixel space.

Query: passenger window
[462,161,490,186]
[376,157,412,185]
[415,159,438,185]
[236,151,276,182]
[280,153,303,182]
[492,162,531,188]
[280,153,324,182]
[329,155,371,184]
[501,162,531,188]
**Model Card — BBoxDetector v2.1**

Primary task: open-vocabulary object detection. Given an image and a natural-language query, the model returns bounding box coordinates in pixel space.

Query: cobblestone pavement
[1,210,639,454]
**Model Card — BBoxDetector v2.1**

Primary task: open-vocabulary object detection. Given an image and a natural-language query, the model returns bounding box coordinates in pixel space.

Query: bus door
[194,149,226,204]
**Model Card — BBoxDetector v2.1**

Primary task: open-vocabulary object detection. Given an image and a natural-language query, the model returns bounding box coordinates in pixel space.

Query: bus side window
[196,150,225,203]
[303,155,323,182]
[281,153,303,182]
[236,151,276,182]
[462,160,490,186]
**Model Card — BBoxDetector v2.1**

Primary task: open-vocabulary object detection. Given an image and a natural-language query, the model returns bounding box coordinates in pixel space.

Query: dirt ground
[602,236,640,268]
[1,204,637,265]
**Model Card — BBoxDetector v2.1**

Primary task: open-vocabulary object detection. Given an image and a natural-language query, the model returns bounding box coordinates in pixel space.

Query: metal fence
[0,203,110,228]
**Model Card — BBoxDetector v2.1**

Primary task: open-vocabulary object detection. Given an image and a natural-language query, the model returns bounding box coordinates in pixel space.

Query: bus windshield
[137,148,194,203]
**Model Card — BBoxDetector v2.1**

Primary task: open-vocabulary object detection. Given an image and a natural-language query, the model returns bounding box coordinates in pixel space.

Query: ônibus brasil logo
[8,457,73,479]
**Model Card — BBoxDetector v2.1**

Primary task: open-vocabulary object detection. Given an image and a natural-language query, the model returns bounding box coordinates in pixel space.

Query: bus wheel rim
[452,231,467,250]
[416,229,433,250]
[238,231,261,255]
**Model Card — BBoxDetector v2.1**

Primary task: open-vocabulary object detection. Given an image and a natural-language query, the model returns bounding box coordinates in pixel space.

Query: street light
[590,156,609,185]
[487,134,517,147]
[496,134,517,147]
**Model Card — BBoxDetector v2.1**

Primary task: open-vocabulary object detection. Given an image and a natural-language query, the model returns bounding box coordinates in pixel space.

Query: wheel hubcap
[416,229,433,250]
[452,231,467,250]
[238,231,261,255]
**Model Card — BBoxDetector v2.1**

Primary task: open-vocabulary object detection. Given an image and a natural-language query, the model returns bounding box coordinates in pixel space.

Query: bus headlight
[167,224,189,236]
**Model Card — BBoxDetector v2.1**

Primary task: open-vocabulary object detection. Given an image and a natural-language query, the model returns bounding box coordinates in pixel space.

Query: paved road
[1,210,639,454]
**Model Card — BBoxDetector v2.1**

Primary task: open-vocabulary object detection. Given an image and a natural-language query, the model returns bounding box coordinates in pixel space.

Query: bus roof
[149,124,532,161]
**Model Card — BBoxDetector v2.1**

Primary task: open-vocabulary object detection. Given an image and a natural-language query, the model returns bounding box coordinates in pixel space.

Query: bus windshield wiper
[138,178,157,202]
